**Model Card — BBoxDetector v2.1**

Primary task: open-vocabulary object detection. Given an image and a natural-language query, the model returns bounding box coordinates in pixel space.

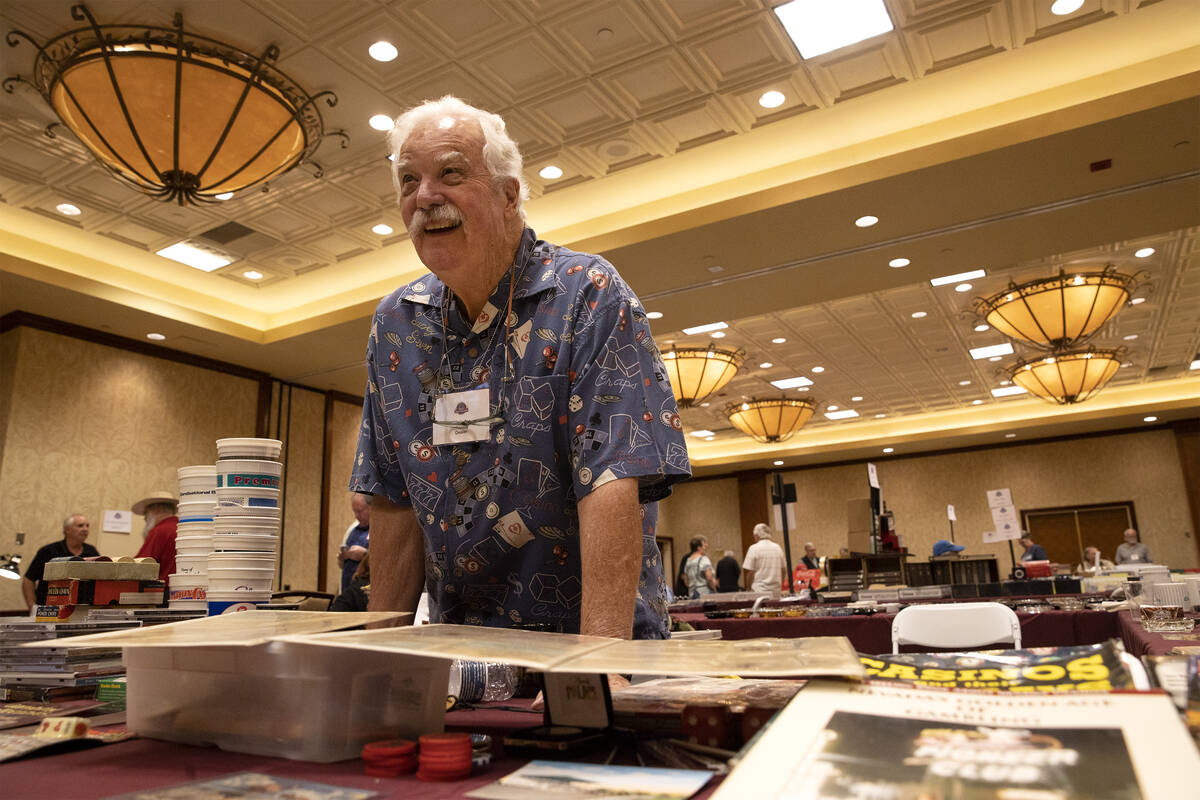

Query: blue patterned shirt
[351,228,690,638]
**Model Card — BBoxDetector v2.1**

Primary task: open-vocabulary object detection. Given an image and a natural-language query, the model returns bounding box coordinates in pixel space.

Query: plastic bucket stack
[210,438,283,614]
[169,465,216,610]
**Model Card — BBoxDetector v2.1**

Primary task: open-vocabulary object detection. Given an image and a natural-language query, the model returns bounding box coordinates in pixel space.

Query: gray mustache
[409,204,464,238]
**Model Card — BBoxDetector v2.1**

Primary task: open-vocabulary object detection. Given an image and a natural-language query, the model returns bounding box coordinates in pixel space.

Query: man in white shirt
[742,523,786,593]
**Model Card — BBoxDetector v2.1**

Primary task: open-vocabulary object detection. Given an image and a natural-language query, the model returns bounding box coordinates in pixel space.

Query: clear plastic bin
[125,639,448,762]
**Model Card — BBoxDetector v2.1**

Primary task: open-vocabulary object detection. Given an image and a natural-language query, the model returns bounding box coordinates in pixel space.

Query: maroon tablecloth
[1116,610,1200,657]
[1,704,722,799]
[674,608,1119,654]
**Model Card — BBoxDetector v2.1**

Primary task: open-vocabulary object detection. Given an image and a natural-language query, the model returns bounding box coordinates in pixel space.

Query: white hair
[387,95,528,213]
[753,523,771,540]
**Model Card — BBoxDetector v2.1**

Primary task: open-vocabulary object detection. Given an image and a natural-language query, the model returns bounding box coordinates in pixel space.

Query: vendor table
[1116,610,1200,657]
[673,608,1119,653]
[2,703,722,799]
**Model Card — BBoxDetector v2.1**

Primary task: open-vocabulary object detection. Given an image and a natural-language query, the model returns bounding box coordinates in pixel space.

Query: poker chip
[361,738,418,777]
[417,732,473,781]
[362,738,417,758]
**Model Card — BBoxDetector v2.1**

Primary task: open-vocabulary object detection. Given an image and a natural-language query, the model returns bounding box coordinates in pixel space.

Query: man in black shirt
[22,514,99,609]
[715,549,741,593]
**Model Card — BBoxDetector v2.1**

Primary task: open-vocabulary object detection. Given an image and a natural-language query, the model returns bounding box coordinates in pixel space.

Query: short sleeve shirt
[743,539,786,593]
[351,228,691,638]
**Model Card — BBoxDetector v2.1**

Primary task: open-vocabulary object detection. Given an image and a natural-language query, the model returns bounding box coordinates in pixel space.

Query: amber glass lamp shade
[6,6,334,204]
[725,398,815,443]
[974,268,1135,349]
[1010,349,1122,405]
[662,346,743,408]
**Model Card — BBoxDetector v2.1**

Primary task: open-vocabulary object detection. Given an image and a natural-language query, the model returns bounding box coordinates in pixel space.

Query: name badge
[433,387,491,445]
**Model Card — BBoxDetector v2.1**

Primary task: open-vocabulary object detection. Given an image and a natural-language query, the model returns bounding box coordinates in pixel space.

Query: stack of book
[34,556,165,622]
[0,620,139,702]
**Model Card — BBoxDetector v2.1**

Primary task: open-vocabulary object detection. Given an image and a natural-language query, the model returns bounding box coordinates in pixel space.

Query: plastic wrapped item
[448,659,517,703]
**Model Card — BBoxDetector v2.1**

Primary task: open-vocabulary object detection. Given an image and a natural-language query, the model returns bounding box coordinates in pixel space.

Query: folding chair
[891,601,1021,653]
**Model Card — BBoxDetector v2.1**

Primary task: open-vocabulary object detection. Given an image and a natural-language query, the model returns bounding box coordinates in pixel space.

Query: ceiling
[1,0,1198,477]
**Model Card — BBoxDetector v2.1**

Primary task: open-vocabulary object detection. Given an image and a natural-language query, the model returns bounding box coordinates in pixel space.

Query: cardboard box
[124,640,448,762]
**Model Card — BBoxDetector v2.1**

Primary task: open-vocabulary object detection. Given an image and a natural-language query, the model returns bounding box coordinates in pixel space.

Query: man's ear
[501,177,521,217]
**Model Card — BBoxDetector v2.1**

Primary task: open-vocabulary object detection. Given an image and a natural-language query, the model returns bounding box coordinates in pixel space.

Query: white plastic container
[206,590,272,615]
[175,554,208,575]
[177,500,216,523]
[216,486,279,511]
[208,551,275,570]
[214,503,281,519]
[208,570,274,593]
[178,464,218,498]
[213,516,280,535]
[124,640,449,761]
[175,534,213,556]
[177,520,215,535]
[212,533,278,553]
[216,437,283,461]
[167,574,208,605]
[216,458,282,491]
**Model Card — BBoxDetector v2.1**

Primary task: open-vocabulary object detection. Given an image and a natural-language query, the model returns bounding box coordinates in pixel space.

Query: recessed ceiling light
[705,436,715,441]
[972,399,983,405]
[214,191,234,201]
[1004,432,1017,438]
[539,165,563,180]
[759,362,773,369]
[888,257,909,268]
[758,90,786,108]
[646,311,663,320]
[1130,297,1145,305]
[689,430,715,438]
[882,447,894,454]
[811,366,824,373]
[1143,416,1158,423]
[369,114,395,131]
[910,311,927,319]
[958,380,971,386]
[1122,334,1138,341]
[827,405,839,411]
[1050,0,1084,16]
[796,386,810,392]
[55,202,81,216]
[242,270,263,280]
[874,413,886,418]
[1000,380,1010,386]
[368,41,399,62]
[971,342,1014,360]
[773,460,784,466]
[772,337,787,344]
[706,265,725,274]
[989,356,1002,362]
[955,283,972,293]
[771,376,814,389]
[146,332,166,341]
[1121,361,1133,368]
[774,0,894,60]
[682,321,727,335]
[855,214,878,227]
[1190,358,1200,370]
[930,269,986,287]
[372,223,394,235]
[992,386,1028,397]
[974,323,990,332]
[710,331,726,338]
[700,402,711,408]
[156,242,231,272]
[1135,247,1155,258]
[851,396,863,402]
[825,409,860,420]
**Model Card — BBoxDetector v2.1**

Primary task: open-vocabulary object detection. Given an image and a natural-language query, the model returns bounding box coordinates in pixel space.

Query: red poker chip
[420,733,471,747]
[364,754,418,769]
[363,738,417,758]
[417,768,471,782]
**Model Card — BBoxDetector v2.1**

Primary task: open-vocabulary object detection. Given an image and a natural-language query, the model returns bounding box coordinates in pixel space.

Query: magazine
[713,679,1199,799]
[860,641,1135,692]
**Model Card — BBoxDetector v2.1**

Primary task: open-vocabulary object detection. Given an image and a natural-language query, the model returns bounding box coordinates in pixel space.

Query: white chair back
[891,601,1021,654]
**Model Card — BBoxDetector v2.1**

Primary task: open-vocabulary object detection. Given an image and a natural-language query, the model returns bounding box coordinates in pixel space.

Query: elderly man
[351,96,690,639]
[1115,528,1152,564]
[22,514,99,609]
[133,491,178,582]
[338,493,371,592]
[1018,533,1047,562]
[1077,546,1115,574]
[743,523,786,593]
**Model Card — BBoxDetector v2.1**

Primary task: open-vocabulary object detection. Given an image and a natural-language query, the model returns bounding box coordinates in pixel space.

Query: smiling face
[395,115,522,302]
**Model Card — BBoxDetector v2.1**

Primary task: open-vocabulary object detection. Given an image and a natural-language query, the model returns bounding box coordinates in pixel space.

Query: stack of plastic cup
[170,465,217,609]
[210,438,283,614]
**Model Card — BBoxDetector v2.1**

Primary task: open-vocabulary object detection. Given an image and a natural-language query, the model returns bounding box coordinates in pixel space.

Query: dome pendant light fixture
[662,345,744,408]
[1009,348,1123,405]
[725,397,816,443]
[4,4,346,204]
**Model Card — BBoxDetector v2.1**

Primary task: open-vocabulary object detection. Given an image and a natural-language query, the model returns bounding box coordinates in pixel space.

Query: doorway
[1021,502,1137,566]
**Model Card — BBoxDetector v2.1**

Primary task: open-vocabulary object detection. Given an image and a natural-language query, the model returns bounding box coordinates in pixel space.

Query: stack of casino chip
[417,733,473,781]
[361,738,417,777]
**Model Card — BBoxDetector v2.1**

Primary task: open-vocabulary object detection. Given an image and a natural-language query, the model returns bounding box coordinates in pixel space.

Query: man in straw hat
[133,491,178,582]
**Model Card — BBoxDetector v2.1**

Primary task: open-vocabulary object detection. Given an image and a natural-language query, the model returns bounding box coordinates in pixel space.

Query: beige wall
[655,477,742,586]
[0,327,258,608]
[659,428,1197,576]
[324,397,365,593]
[277,386,324,592]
